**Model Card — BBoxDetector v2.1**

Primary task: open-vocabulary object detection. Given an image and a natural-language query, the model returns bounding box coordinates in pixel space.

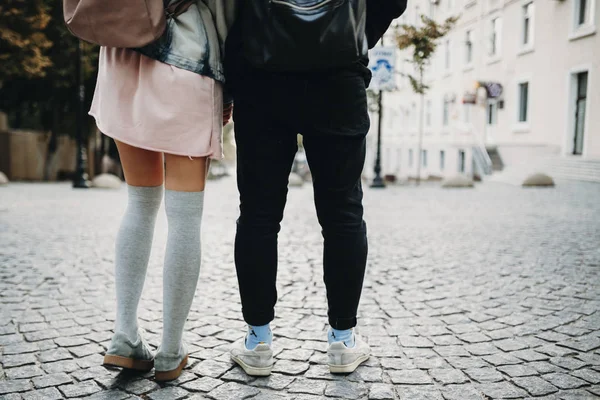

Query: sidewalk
[1,179,599,399]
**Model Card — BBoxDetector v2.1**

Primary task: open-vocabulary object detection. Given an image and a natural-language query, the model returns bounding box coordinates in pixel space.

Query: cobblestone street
[1,178,600,400]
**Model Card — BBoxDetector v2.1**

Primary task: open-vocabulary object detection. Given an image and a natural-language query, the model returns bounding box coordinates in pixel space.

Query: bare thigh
[115,140,164,187]
[164,154,209,192]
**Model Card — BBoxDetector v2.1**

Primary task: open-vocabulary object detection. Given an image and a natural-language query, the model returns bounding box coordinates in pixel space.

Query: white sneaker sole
[328,354,370,374]
[232,356,273,377]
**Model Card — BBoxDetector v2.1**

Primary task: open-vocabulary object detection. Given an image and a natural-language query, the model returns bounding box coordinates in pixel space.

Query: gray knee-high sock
[115,185,163,340]
[161,190,204,355]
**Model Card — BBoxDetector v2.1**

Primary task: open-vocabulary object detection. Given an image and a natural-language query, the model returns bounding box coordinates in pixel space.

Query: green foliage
[395,15,458,94]
[0,0,53,82]
[0,0,98,135]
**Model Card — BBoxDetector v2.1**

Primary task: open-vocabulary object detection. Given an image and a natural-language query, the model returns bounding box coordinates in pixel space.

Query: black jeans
[233,63,370,330]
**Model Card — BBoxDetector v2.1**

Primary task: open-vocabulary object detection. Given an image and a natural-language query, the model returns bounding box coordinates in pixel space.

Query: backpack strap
[166,0,195,18]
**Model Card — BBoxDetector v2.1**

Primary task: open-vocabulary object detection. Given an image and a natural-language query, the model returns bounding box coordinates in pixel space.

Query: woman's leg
[113,141,163,340]
[156,155,208,378]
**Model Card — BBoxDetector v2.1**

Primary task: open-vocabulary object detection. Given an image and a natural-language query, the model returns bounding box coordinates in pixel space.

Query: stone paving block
[75,354,104,369]
[116,379,159,395]
[70,366,114,382]
[23,330,59,342]
[31,372,72,388]
[84,389,130,400]
[287,378,326,395]
[498,364,539,377]
[37,348,73,363]
[0,335,24,346]
[21,387,63,400]
[18,323,49,334]
[369,383,395,400]
[147,386,189,400]
[2,344,38,356]
[513,376,560,396]
[68,344,104,358]
[430,368,469,385]
[478,382,528,399]
[4,366,44,380]
[182,377,224,392]
[207,382,260,400]
[220,368,255,384]
[572,368,600,384]
[482,353,523,366]
[464,367,505,383]
[389,369,433,385]
[324,381,368,399]
[1,354,37,368]
[445,357,489,369]
[0,380,32,395]
[347,366,383,382]
[556,389,598,399]
[271,360,309,375]
[192,359,232,378]
[511,349,550,362]
[441,384,486,400]
[543,373,588,390]
[59,380,102,398]
[550,357,589,370]
[41,360,80,374]
[398,336,434,348]
[251,374,295,390]
[396,386,443,400]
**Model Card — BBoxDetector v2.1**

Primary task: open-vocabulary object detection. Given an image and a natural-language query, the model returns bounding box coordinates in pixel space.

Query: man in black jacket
[226,0,408,377]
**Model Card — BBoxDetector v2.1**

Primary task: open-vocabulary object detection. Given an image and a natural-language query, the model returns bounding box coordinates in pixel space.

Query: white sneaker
[230,337,274,377]
[327,334,370,374]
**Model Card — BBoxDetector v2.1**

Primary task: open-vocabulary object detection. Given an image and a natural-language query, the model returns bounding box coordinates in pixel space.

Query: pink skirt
[90,47,223,159]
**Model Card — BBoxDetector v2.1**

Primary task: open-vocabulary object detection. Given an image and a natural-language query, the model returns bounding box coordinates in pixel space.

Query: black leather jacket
[366,0,408,48]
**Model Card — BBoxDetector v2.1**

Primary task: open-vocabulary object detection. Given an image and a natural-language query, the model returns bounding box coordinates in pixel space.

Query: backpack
[63,0,194,48]
[242,0,368,71]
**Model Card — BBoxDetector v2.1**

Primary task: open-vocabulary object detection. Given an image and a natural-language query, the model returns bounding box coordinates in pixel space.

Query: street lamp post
[370,91,386,188]
[73,39,90,189]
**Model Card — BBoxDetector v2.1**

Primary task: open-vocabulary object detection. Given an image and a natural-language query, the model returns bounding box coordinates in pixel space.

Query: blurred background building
[366,0,600,183]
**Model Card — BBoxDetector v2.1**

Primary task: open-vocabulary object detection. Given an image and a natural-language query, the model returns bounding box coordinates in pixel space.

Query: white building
[366,0,600,183]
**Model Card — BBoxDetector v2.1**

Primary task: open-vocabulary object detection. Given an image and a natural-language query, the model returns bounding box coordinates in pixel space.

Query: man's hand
[223,103,234,126]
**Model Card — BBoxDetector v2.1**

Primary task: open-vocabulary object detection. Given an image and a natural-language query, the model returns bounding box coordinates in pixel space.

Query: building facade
[366,0,600,182]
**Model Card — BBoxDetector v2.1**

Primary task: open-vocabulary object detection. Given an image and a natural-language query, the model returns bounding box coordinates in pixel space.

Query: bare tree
[395,15,457,185]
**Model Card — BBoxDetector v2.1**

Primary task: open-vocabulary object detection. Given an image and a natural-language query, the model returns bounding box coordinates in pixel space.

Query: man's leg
[303,135,368,331]
[302,68,371,373]
[233,90,298,333]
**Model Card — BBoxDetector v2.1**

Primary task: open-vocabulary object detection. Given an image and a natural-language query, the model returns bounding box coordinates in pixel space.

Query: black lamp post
[370,90,386,188]
[73,39,91,189]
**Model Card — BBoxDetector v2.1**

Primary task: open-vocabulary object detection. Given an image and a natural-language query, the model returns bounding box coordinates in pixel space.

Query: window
[443,100,450,126]
[518,82,529,122]
[464,104,472,123]
[415,5,420,25]
[440,150,446,170]
[577,0,589,26]
[522,3,534,47]
[465,30,473,65]
[426,100,432,127]
[445,39,451,70]
[487,101,498,125]
[411,102,417,129]
[422,150,428,167]
[409,149,414,167]
[489,17,502,57]
[458,150,466,173]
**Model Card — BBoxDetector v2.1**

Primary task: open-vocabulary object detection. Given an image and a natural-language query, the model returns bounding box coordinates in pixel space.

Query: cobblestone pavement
[1,178,600,400]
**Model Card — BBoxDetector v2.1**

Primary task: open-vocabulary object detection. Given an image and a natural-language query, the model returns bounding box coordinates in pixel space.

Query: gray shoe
[103,331,154,372]
[328,334,370,374]
[230,337,274,376]
[155,343,188,382]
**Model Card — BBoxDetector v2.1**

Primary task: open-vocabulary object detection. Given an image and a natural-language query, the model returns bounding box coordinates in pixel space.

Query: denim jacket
[136,0,237,89]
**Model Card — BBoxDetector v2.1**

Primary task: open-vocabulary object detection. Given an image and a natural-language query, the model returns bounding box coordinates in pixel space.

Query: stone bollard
[289,172,304,188]
[522,173,555,187]
[91,173,122,189]
[441,175,474,188]
[0,171,8,185]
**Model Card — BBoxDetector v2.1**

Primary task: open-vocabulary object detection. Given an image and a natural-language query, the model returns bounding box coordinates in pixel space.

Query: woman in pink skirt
[90,1,237,382]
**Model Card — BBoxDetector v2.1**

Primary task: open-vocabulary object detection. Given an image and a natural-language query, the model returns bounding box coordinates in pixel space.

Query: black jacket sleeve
[365,0,408,48]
